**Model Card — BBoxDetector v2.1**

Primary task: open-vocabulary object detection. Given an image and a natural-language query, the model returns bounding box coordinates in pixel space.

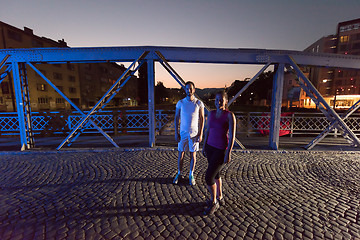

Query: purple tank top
[207,110,230,149]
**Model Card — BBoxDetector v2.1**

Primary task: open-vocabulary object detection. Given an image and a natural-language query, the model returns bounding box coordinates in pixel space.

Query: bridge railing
[1,110,360,137]
[0,110,172,136]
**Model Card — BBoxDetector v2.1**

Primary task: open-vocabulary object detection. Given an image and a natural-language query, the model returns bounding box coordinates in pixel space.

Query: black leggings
[205,144,225,186]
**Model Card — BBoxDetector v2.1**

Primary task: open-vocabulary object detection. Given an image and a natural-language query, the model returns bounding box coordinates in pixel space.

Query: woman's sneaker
[206,198,225,206]
[204,201,220,215]
[218,197,225,206]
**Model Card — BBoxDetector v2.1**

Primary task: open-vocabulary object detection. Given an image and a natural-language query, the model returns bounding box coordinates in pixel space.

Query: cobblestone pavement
[1,148,360,239]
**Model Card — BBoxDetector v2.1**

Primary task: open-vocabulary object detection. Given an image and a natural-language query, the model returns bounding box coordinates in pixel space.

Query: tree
[227,71,274,106]
[137,64,148,105]
[155,81,169,104]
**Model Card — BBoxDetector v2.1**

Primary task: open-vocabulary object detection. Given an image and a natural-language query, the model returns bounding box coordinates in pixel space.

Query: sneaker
[206,198,225,207]
[218,197,225,206]
[189,175,196,186]
[204,201,220,215]
[173,173,182,184]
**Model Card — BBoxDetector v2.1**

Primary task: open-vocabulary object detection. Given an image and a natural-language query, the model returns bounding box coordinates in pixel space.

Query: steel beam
[1,47,360,69]
[269,64,285,150]
[148,59,156,147]
[0,54,10,70]
[12,62,27,150]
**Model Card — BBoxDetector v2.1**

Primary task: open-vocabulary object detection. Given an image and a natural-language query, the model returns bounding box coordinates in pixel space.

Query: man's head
[184,81,196,98]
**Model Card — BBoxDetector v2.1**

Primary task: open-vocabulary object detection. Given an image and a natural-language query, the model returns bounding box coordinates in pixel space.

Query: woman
[202,91,236,215]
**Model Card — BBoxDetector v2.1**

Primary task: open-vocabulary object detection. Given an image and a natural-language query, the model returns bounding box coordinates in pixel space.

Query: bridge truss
[1,46,360,150]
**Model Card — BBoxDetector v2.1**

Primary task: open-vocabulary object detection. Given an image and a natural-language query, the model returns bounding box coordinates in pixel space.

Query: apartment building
[332,18,360,109]
[303,18,360,109]
[78,62,138,109]
[0,21,138,112]
[0,21,81,111]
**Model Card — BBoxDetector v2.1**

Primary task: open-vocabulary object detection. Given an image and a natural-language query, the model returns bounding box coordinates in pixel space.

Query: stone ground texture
[0,148,360,239]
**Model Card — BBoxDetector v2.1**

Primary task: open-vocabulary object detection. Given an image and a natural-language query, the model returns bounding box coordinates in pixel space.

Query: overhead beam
[1,46,360,69]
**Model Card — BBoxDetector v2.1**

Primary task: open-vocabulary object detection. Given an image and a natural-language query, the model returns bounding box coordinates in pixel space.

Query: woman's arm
[224,112,236,163]
[202,111,211,157]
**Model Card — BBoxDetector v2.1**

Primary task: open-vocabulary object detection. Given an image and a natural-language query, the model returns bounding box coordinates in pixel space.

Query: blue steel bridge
[1,46,360,151]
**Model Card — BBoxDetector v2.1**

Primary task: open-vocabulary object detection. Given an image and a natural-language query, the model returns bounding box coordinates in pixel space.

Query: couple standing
[173,81,236,215]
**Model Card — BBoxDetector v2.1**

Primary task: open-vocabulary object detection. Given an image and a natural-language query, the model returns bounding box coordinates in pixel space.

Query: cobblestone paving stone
[0,148,360,239]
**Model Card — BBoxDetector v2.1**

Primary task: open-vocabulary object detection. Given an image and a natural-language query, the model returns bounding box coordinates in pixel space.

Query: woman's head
[215,91,228,110]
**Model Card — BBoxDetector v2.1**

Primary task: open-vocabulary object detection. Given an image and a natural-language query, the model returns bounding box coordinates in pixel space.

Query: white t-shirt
[176,97,204,138]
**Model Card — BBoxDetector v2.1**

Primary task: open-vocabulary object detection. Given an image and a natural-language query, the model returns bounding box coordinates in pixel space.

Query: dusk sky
[1,0,359,89]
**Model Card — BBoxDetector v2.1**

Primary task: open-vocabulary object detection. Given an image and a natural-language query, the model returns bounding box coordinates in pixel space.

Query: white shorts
[178,132,199,152]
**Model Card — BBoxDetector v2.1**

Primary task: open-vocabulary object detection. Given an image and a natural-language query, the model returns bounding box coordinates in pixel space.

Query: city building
[332,18,360,109]
[302,18,360,109]
[78,62,138,109]
[0,21,138,112]
[0,21,81,112]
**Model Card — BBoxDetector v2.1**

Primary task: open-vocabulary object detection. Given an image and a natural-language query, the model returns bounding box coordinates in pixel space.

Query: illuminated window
[340,35,349,43]
[37,84,46,91]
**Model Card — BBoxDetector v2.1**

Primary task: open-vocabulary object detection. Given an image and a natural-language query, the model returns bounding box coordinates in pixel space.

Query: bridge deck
[0,148,360,239]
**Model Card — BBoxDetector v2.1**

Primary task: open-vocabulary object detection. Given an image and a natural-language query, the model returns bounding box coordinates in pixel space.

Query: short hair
[185,81,195,89]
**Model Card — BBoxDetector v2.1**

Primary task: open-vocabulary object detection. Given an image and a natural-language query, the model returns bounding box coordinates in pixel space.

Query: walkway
[0,147,360,239]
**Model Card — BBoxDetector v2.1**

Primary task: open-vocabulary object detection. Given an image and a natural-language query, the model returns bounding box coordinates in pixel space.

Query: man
[174,81,205,185]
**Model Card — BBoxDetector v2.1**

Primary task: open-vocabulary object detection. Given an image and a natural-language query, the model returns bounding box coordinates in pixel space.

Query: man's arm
[174,107,180,142]
[198,106,205,142]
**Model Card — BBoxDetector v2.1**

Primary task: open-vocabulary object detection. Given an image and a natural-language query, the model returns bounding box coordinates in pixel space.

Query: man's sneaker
[173,173,182,184]
[189,175,196,186]
[204,201,220,215]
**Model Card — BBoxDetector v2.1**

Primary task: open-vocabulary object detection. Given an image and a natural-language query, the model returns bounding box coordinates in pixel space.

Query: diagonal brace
[27,62,119,149]
[288,56,360,148]
[306,99,360,149]
[57,51,149,150]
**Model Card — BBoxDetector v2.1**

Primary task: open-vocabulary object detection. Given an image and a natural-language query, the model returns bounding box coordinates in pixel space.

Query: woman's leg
[205,145,225,202]
[215,177,223,200]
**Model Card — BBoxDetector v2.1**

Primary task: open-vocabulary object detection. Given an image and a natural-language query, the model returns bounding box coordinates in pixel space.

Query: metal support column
[12,62,27,150]
[269,63,285,150]
[19,63,35,148]
[147,59,156,147]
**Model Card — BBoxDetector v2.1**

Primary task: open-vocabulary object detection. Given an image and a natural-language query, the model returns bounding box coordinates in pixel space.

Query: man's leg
[189,151,197,185]
[173,151,184,184]
[178,151,184,174]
